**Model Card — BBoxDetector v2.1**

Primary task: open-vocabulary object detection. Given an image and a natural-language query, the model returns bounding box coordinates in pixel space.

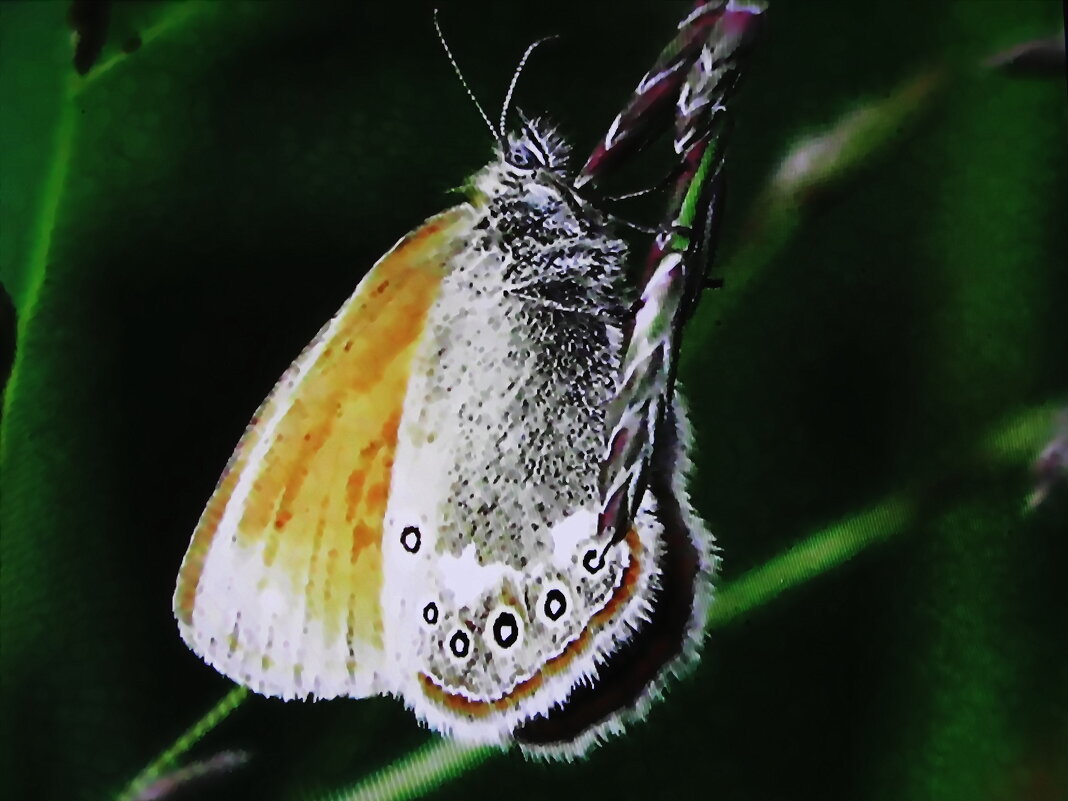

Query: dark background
[2,2,1065,800]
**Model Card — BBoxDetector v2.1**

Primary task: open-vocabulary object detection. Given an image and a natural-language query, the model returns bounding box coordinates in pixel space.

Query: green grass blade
[114,687,248,801]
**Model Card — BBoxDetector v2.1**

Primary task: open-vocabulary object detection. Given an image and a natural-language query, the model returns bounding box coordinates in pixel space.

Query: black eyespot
[422,602,438,625]
[492,611,519,648]
[400,525,421,553]
[449,630,470,658]
[544,589,567,621]
[582,548,604,574]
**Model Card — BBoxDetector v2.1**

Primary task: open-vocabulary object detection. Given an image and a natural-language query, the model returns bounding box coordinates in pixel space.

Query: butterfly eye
[448,630,471,659]
[506,136,547,170]
[542,588,568,621]
[422,602,439,625]
[400,525,421,553]
[491,611,520,649]
[508,146,531,168]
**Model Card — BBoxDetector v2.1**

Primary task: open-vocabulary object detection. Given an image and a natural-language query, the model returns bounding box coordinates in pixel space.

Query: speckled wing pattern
[174,206,473,701]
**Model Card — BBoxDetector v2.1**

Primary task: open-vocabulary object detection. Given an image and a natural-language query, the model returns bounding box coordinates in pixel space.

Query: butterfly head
[501,116,570,174]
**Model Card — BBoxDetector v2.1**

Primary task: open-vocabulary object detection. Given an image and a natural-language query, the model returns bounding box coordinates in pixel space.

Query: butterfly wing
[174,206,474,700]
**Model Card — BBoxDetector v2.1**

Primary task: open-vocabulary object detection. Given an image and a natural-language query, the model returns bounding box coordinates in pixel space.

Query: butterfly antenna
[499,35,558,136]
[433,9,499,141]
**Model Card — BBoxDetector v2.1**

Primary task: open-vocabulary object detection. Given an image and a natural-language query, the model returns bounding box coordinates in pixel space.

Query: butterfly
[174,1,762,759]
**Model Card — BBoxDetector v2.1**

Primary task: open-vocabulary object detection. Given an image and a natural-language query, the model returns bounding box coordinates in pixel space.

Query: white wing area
[174,207,473,700]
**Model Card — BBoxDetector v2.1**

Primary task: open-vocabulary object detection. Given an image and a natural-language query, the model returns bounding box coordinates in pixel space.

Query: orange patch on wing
[419,528,645,717]
[175,206,471,681]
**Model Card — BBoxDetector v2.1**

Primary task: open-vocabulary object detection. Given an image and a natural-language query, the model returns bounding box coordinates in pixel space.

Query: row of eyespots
[399,525,578,657]
[420,596,569,659]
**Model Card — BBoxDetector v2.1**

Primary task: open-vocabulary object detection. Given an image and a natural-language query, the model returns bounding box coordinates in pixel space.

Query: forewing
[174,206,472,700]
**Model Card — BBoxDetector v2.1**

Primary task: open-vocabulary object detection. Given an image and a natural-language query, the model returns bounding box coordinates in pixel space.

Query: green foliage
[2,2,1065,800]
